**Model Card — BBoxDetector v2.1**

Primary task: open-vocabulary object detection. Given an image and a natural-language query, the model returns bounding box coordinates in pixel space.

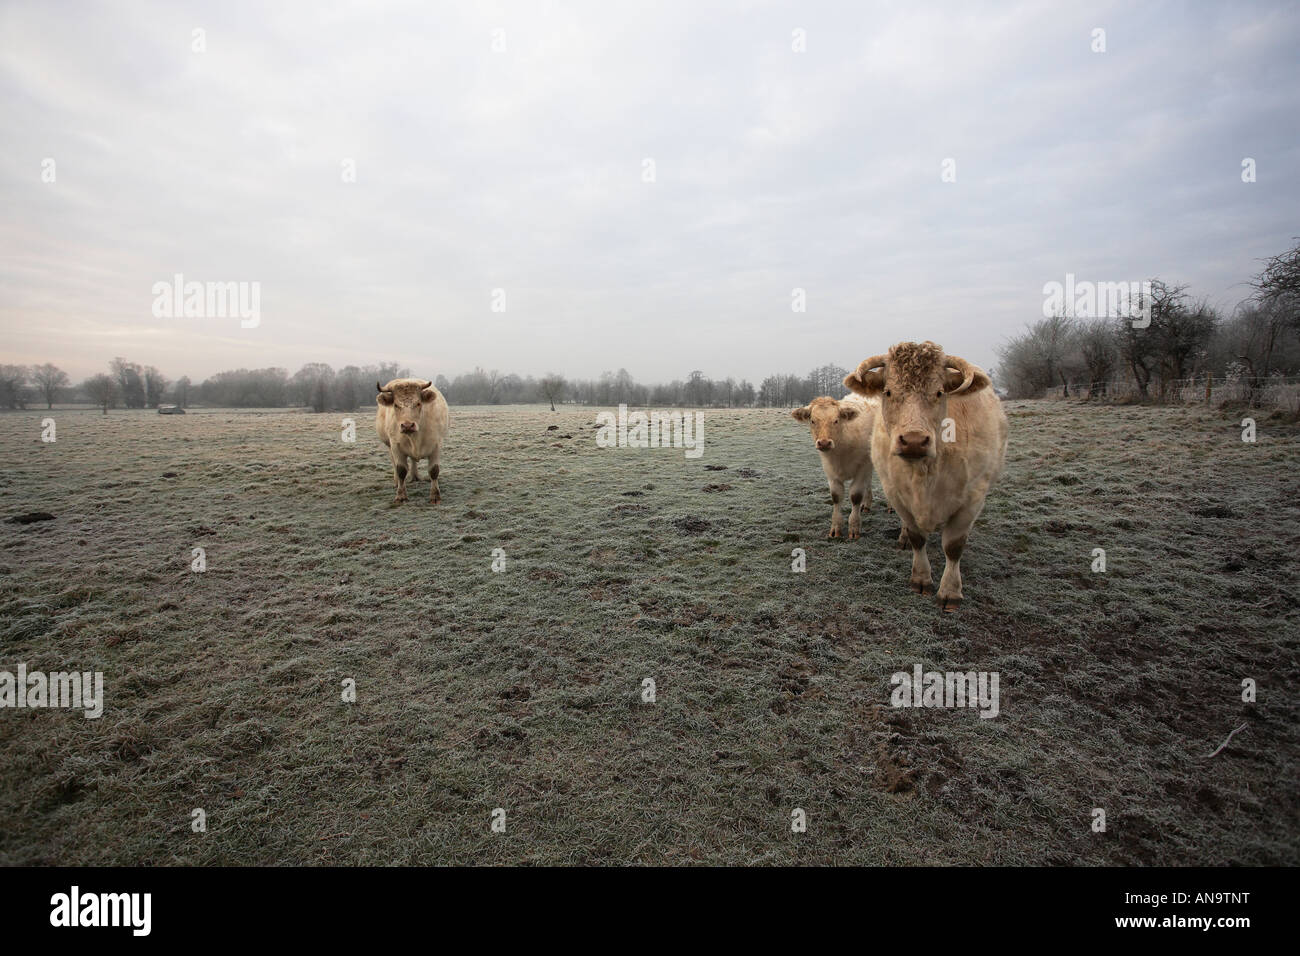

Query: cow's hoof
[910,580,932,595]
[896,534,910,550]
[828,529,841,539]
[430,494,441,505]
[937,595,962,613]
[847,529,860,540]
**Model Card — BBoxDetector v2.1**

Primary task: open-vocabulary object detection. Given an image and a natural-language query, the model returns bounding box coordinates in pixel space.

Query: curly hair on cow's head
[887,340,946,390]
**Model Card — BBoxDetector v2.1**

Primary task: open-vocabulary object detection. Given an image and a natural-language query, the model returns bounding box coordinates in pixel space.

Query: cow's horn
[419,380,432,389]
[376,381,389,393]
[849,354,888,382]
[943,355,976,393]
[844,354,887,394]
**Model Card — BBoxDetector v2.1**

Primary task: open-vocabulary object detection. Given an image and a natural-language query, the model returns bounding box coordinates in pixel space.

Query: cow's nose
[897,431,930,457]
[815,438,833,451]
[400,422,417,433]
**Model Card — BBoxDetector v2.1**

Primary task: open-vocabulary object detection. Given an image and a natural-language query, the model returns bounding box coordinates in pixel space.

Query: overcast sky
[3,0,1298,384]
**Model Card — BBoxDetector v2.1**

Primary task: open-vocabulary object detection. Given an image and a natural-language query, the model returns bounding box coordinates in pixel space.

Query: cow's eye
[937,390,943,398]
[884,389,891,397]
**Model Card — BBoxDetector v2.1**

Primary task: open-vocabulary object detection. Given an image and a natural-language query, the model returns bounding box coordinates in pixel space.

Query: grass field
[1,401,1297,865]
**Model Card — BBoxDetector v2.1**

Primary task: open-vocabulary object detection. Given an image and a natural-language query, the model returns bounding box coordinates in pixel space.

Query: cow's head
[791,396,861,452]
[377,379,435,434]
[843,341,989,461]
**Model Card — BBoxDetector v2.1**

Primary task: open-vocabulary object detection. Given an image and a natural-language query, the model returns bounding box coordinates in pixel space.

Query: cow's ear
[839,403,859,420]
[944,364,991,394]
[420,387,436,403]
[791,406,811,422]
[843,369,884,397]
[377,391,395,406]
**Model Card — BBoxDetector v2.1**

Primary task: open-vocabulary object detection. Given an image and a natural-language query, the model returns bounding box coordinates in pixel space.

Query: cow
[791,395,878,539]
[843,341,1007,611]
[375,378,450,504]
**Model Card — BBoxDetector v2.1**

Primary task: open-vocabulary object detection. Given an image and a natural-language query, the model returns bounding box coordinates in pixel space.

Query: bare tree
[996,314,1075,398]
[291,363,335,412]
[1251,237,1300,335]
[1114,281,1186,399]
[1156,296,1217,386]
[199,367,289,406]
[110,357,146,408]
[143,366,169,407]
[32,363,69,409]
[374,362,409,385]
[1075,320,1115,398]
[83,373,118,414]
[538,374,566,412]
[333,365,364,411]
[1221,301,1290,406]
[0,365,29,410]
[613,368,635,405]
[1234,298,1289,384]
[1038,313,1079,395]
[808,364,849,397]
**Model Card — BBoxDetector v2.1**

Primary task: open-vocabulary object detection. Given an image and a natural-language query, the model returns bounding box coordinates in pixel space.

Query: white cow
[375,378,450,504]
[791,395,878,539]
[844,341,1007,611]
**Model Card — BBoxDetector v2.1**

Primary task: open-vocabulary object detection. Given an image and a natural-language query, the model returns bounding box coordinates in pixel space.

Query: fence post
[1205,373,1212,405]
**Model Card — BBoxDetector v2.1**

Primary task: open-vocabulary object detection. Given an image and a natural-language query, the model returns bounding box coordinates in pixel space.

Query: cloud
[2,0,1298,383]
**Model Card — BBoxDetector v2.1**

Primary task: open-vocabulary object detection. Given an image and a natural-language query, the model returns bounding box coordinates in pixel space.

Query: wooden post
[1205,373,1212,404]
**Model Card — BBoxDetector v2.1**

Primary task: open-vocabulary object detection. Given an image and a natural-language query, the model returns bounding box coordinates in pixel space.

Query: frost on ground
[0,402,1296,864]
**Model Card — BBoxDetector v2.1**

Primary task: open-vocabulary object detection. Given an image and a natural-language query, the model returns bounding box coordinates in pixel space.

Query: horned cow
[375,378,450,504]
[791,395,878,539]
[843,341,1007,611]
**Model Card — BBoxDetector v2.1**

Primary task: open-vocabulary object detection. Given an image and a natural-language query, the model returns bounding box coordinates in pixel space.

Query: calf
[791,395,877,539]
[843,341,1007,611]
[375,378,450,504]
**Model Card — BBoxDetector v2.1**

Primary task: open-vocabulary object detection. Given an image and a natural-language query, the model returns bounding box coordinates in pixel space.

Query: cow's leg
[428,452,442,504]
[847,472,869,540]
[937,499,985,612]
[936,524,968,612]
[827,478,845,538]
[901,514,932,595]
[390,448,409,503]
[406,456,420,482]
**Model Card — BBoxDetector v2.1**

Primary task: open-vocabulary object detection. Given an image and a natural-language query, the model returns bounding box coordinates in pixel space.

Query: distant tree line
[426,364,856,409]
[0,358,861,412]
[997,240,1300,400]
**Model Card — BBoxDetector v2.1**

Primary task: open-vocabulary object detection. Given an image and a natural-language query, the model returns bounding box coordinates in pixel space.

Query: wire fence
[1039,374,1300,411]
